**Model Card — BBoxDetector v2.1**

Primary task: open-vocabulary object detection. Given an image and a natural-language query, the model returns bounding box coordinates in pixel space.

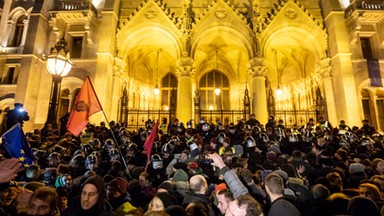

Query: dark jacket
[269,197,301,216]
[64,175,114,216]
[182,191,215,216]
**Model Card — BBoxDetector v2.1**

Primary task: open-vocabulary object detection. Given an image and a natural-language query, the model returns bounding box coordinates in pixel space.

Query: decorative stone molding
[215,8,227,19]
[176,52,195,77]
[248,57,267,77]
[113,57,126,78]
[285,9,297,20]
[316,57,332,78]
[145,7,157,19]
[249,65,268,77]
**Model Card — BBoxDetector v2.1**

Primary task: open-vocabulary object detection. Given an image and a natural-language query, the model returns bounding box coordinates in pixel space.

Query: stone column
[111,57,126,120]
[19,19,29,47]
[317,58,337,125]
[176,53,194,124]
[249,57,268,122]
[0,0,12,47]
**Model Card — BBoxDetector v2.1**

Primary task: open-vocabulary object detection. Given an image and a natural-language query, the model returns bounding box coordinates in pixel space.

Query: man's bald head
[189,174,208,194]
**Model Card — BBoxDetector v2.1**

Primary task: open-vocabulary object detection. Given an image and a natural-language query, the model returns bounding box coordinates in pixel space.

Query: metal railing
[125,109,171,131]
[345,0,384,18]
[197,110,246,125]
[274,110,318,128]
[52,0,97,14]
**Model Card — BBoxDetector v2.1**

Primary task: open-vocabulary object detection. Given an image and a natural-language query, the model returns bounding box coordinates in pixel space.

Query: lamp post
[45,38,73,127]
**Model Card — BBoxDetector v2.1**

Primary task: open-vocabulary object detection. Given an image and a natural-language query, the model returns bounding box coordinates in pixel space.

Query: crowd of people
[0,114,383,216]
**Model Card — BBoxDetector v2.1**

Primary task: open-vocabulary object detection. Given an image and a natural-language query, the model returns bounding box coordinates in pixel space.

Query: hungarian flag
[67,77,102,136]
[144,121,158,171]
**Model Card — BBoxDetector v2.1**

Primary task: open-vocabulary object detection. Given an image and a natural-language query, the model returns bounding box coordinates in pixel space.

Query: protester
[64,175,113,216]
[0,117,382,216]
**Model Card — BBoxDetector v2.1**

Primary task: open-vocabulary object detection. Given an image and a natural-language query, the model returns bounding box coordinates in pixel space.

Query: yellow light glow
[214,87,221,96]
[338,0,350,9]
[163,105,169,111]
[153,84,160,95]
[209,105,214,111]
[276,87,283,96]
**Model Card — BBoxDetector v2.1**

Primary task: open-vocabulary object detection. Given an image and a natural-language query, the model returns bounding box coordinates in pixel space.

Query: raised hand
[0,158,22,183]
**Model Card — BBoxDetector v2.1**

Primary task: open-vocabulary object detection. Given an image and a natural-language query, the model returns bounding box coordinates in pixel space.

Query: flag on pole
[1,123,34,167]
[367,58,383,87]
[144,121,158,172]
[67,77,102,136]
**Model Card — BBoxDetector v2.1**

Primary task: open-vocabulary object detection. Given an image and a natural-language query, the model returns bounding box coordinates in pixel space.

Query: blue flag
[1,123,34,166]
[367,59,383,87]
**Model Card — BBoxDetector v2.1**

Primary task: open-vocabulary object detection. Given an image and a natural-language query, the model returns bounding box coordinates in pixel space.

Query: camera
[201,153,213,165]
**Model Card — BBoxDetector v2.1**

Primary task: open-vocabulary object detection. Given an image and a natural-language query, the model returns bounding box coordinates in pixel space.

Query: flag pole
[144,119,159,173]
[86,77,128,171]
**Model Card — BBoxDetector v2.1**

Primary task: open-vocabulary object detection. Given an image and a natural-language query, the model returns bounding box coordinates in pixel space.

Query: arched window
[199,70,229,110]
[9,15,26,47]
[161,73,177,110]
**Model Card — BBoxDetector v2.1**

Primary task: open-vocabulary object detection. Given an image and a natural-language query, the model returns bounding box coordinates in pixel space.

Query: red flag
[144,121,158,171]
[67,77,102,136]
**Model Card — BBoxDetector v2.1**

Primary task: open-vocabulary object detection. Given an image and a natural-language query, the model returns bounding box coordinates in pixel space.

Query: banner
[1,123,34,166]
[67,77,102,136]
[144,121,158,172]
[367,59,383,87]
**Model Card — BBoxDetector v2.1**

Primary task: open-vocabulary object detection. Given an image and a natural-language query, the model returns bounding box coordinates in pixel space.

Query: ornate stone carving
[285,9,297,20]
[113,57,126,78]
[145,7,157,19]
[249,66,268,77]
[176,52,195,77]
[181,0,193,33]
[215,8,227,19]
[316,57,332,78]
[248,57,267,77]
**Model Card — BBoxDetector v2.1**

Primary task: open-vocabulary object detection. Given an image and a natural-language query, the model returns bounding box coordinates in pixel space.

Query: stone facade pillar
[19,19,29,47]
[0,0,11,47]
[317,58,337,125]
[176,53,194,124]
[111,57,126,120]
[249,57,268,122]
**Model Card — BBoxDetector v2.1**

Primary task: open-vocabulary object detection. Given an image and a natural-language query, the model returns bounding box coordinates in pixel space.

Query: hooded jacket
[64,175,113,216]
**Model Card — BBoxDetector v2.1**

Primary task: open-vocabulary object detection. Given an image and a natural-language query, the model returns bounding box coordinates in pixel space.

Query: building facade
[0,0,383,132]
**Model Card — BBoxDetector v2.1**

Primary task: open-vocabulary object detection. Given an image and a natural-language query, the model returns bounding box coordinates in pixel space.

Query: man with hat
[5,102,29,130]
[338,120,351,132]
[361,119,376,136]
[246,114,260,127]
[106,177,137,215]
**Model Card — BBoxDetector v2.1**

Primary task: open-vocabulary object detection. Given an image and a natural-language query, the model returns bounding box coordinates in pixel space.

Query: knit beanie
[273,170,289,182]
[172,169,189,182]
[261,170,273,183]
[109,177,128,194]
[215,183,227,193]
[155,192,177,209]
[349,163,365,174]
[55,175,65,188]
[158,181,176,193]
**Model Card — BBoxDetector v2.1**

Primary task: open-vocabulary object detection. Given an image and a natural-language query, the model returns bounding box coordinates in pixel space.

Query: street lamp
[45,38,73,127]
[153,50,160,96]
